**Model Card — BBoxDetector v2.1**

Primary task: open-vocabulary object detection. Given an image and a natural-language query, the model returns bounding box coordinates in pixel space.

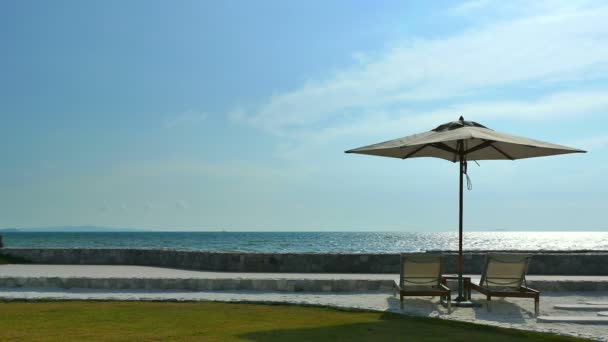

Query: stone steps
[537,316,608,324]
[527,279,608,292]
[554,304,608,311]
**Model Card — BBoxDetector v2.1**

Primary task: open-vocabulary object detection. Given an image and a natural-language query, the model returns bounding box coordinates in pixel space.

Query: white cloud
[273,88,608,159]
[448,0,599,18]
[233,2,608,137]
[448,0,491,16]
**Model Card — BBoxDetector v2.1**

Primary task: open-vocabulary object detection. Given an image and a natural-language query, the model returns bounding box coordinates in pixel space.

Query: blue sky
[1,0,606,231]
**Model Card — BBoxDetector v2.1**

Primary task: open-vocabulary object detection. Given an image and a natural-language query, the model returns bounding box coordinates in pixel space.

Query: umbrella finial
[459,115,464,121]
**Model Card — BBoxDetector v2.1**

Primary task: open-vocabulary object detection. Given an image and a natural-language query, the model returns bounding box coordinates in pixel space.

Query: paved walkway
[2,264,607,281]
[0,265,395,279]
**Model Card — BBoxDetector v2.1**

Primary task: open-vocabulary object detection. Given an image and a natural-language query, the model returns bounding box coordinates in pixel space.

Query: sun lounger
[393,253,451,313]
[469,253,540,316]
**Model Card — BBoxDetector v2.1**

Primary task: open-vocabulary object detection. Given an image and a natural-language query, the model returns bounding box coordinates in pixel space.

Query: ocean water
[1,231,608,253]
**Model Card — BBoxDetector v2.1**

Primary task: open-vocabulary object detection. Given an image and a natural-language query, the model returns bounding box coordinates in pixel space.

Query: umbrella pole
[457,150,465,302]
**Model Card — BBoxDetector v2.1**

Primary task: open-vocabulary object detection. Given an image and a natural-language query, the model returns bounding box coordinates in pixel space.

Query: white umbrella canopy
[346,117,585,161]
[346,116,586,304]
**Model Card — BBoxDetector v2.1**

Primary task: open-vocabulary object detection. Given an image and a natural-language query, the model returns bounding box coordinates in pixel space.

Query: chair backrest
[399,253,442,288]
[479,253,532,289]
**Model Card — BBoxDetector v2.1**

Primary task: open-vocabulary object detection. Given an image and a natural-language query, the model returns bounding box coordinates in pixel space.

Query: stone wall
[1,248,607,275]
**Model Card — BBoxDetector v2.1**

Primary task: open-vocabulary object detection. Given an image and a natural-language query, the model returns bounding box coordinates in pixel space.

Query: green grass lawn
[0,301,586,341]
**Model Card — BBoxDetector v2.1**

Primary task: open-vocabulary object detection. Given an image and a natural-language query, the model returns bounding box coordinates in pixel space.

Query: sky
[0,0,606,231]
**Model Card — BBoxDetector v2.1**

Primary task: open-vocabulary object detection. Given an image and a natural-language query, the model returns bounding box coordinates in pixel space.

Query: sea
[1,231,608,253]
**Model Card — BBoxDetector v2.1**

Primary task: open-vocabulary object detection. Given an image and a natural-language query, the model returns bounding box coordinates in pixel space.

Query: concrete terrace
[1,265,608,341]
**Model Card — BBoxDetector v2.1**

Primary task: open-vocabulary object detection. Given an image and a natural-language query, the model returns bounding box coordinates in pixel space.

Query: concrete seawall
[2,248,607,275]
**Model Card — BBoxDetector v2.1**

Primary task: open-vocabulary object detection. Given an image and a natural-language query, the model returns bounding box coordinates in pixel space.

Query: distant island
[0,226,143,233]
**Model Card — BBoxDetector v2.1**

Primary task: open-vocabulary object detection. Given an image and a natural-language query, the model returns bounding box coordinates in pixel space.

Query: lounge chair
[469,253,540,316]
[393,253,451,313]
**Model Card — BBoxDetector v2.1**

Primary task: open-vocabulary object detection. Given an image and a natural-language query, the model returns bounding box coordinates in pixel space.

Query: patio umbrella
[345,116,586,303]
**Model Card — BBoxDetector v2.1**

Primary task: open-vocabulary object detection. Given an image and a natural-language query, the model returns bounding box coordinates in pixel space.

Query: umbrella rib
[465,140,494,154]
[401,144,429,159]
[484,140,515,160]
[430,142,458,154]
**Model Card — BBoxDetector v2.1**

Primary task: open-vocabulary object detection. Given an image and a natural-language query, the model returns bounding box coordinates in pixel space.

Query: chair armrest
[438,283,450,292]
[520,286,540,294]
[469,281,485,292]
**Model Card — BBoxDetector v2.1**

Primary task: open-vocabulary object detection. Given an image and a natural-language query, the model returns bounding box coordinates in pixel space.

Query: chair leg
[400,294,404,309]
[447,295,451,314]
[487,295,492,312]
[535,296,540,317]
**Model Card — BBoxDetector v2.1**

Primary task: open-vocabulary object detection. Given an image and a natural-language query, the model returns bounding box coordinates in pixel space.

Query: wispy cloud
[267,87,608,162]
[233,2,608,138]
[447,0,596,18]
[448,0,491,16]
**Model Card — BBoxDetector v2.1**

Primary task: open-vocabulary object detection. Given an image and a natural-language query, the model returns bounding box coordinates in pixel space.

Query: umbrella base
[442,296,481,308]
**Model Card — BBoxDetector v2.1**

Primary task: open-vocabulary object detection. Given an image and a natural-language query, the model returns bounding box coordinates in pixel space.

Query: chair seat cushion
[394,281,447,292]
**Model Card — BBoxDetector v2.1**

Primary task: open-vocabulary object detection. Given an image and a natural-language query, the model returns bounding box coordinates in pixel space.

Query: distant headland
[0,226,142,233]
